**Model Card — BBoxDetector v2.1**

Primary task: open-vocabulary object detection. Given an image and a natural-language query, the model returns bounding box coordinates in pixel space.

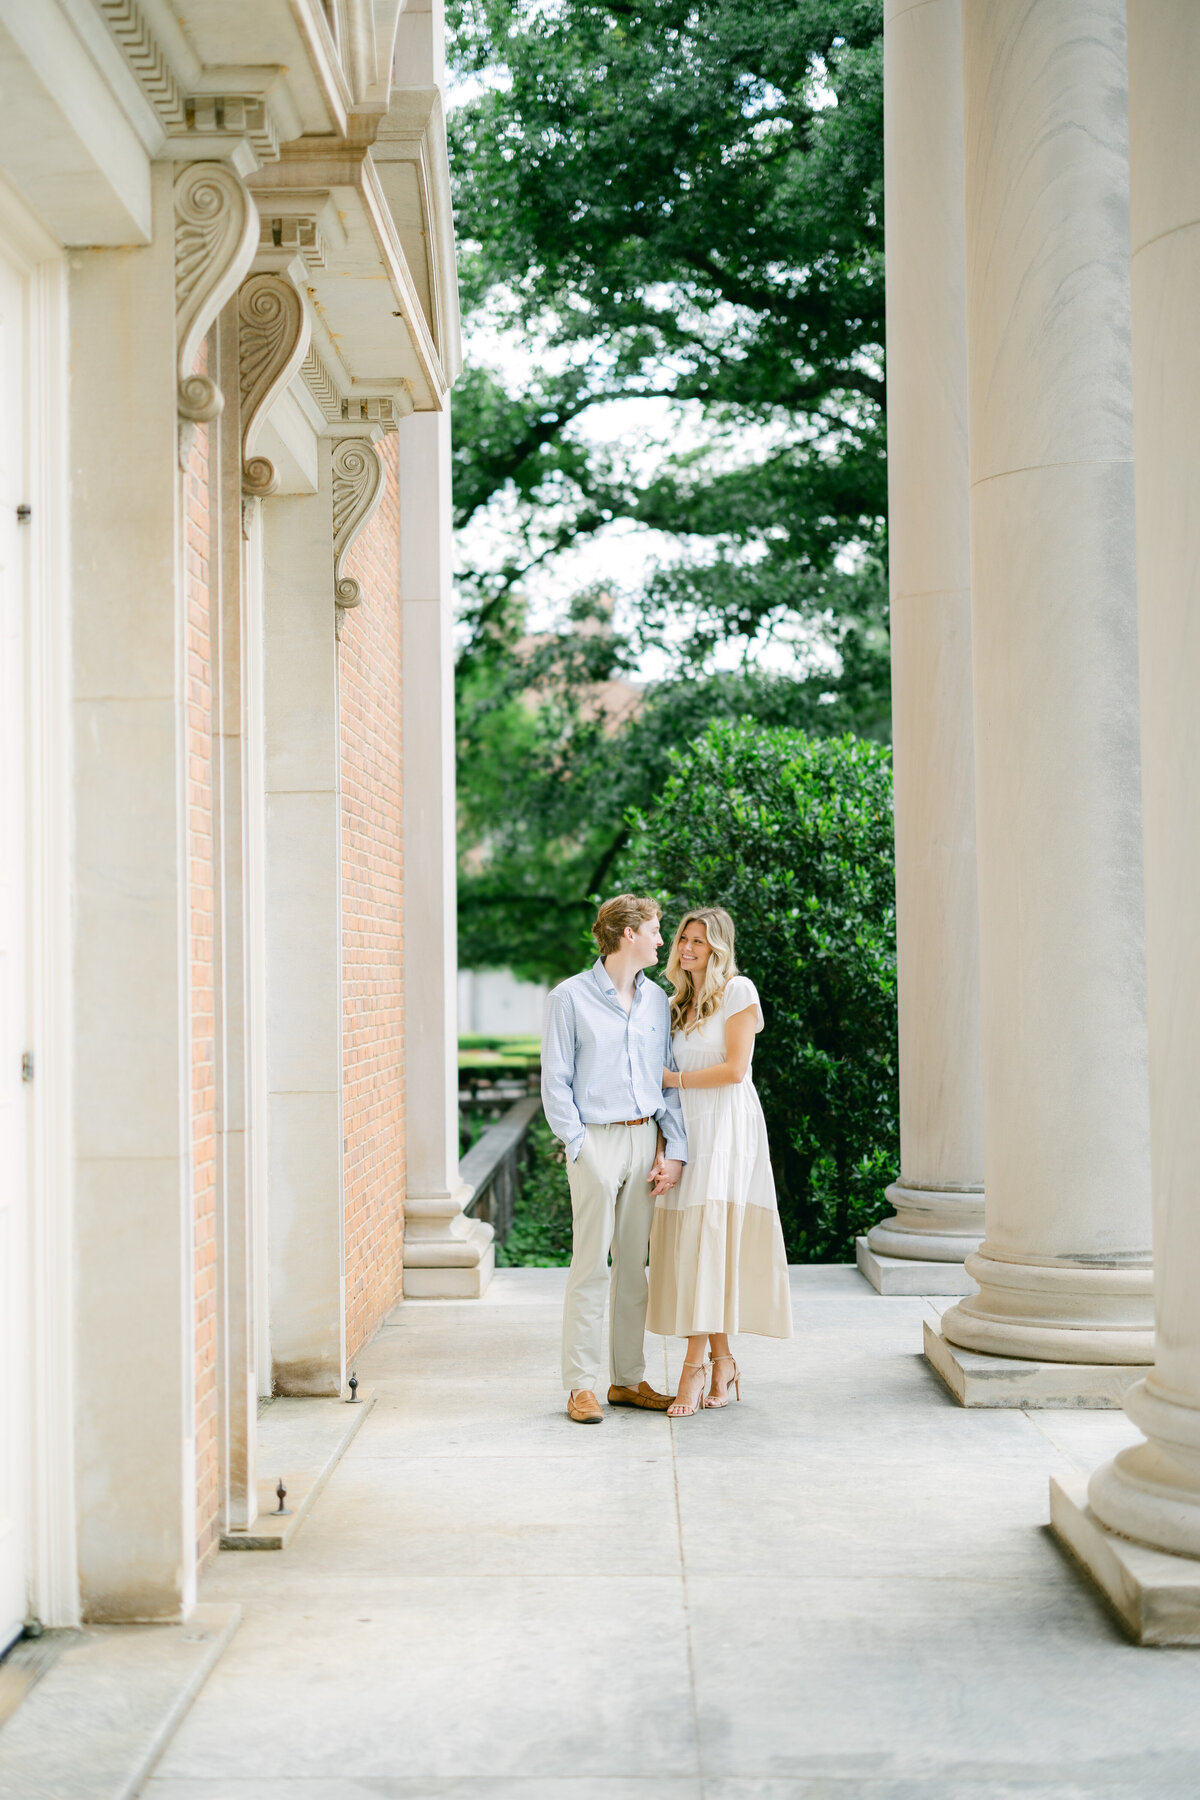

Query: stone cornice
[95,0,290,167]
[373,86,462,386]
[250,147,447,412]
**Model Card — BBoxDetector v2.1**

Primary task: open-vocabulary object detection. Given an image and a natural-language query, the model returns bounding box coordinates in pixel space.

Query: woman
[647,907,793,1415]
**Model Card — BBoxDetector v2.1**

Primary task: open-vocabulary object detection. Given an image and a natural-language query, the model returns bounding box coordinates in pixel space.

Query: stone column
[862,0,985,1296]
[1050,3,1200,1640]
[931,0,1154,1397]
[398,408,494,1297]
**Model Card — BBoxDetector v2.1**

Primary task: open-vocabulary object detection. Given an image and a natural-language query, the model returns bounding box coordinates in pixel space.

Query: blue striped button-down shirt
[540,960,688,1164]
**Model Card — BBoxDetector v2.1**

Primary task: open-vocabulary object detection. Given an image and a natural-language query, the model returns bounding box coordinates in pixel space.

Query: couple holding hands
[541,893,793,1423]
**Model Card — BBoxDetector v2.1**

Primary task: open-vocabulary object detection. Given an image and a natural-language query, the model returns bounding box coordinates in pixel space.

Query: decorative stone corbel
[332,438,386,637]
[238,274,311,499]
[174,162,258,463]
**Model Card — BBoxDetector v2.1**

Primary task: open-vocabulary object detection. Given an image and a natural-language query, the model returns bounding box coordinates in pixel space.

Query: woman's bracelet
[679,1069,686,1090]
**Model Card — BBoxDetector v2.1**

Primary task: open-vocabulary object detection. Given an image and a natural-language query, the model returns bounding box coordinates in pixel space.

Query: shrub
[621,719,898,1260]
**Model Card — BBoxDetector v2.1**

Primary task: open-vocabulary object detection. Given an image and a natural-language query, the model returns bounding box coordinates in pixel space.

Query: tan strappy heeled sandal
[668,1360,708,1418]
[705,1353,741,1408]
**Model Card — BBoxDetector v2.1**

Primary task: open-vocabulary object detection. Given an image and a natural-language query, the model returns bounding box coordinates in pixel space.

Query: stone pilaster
[69,158,255,1619]
[260,442,348,1394]
[398,408,494,1297]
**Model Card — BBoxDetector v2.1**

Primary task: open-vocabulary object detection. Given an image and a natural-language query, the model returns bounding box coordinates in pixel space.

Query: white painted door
[0,245,29,1652]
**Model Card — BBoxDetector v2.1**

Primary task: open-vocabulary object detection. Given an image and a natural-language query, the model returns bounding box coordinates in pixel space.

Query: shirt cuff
[661,1130,687,1165]
[567,1129,586,1163]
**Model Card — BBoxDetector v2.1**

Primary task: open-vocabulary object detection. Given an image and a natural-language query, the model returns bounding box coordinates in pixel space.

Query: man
[541,894,687,1423]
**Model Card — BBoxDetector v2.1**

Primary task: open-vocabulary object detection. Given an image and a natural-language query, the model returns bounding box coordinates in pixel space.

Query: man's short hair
[592,894,660,957]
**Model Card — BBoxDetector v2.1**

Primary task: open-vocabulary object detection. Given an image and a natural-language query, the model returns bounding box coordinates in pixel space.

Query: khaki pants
[561,1121,659,1393]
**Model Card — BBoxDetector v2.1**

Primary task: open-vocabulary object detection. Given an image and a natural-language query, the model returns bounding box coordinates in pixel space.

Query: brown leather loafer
[567,1389,604,1424]
[607,1381,674,1412]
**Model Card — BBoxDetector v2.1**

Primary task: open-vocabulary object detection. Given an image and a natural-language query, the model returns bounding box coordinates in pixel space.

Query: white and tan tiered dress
[647,975,793,1339]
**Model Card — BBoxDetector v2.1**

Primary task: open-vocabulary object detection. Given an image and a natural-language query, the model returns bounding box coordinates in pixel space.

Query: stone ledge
[1050,1474,1200,1645]
[0,1603,239,1799]
[923,1318,1150,1409]
[221,1389,376,1551]
[856,1235,978,1297]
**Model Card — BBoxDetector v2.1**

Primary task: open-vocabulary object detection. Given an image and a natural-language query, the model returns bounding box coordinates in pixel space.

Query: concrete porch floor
[148,1268,1200,1799]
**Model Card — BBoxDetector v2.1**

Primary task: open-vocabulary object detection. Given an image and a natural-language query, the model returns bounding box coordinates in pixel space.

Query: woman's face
[677,919,712,979]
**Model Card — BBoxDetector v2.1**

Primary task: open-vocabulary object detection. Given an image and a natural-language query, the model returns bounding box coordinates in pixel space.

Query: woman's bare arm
[662,1005,757,1090]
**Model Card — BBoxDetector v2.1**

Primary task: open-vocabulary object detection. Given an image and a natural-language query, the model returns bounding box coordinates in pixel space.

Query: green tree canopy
[448,0,886,666]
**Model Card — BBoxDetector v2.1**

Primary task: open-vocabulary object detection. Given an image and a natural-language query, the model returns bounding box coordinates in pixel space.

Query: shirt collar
[592,957,645,1000]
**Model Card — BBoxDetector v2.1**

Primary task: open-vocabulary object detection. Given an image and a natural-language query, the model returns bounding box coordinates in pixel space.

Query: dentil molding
[300,345,342,424]
[96,0,187,129]
[238,274,311,497]
[332,437,386,637]
[175,162,258,461]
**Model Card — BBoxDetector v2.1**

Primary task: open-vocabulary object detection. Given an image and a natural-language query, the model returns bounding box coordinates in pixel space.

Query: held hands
[649,1155,683,1197]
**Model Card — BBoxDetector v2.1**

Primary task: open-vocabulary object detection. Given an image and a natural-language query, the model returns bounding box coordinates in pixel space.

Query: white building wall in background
[457,969,549,1038]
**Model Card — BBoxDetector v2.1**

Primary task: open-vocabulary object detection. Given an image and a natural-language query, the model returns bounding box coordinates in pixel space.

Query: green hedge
[622,720,898,1260]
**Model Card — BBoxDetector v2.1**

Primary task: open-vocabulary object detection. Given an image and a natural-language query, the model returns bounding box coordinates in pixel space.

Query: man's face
[627,913,663,970]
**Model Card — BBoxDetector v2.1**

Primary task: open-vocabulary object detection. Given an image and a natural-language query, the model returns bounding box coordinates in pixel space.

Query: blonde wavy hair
[666,907,738,1035]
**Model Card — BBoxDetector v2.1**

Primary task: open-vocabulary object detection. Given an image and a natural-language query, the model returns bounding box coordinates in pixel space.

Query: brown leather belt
[619,1115,652,1127]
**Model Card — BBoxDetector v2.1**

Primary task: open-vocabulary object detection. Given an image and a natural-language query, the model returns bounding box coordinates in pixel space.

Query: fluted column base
[867,1181,985,1263]
[1086,1380,1200,1559]
[940,1249,1155,1365]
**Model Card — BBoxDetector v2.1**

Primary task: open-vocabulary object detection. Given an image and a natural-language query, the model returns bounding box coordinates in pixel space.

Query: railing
[459,1063,541,1108]
[460,1095,541,1243]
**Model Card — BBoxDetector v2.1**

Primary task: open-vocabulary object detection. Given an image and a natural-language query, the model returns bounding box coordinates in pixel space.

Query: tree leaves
[448,0,887,660]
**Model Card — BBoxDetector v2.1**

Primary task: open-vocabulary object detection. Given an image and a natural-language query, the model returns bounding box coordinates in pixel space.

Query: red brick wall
[338,431,406,1362]
[185,334,220,1571]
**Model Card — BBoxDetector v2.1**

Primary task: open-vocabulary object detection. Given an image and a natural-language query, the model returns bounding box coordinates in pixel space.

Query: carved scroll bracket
[175,162,258,464]
[332,437,386,639]
[239,274,311,501]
